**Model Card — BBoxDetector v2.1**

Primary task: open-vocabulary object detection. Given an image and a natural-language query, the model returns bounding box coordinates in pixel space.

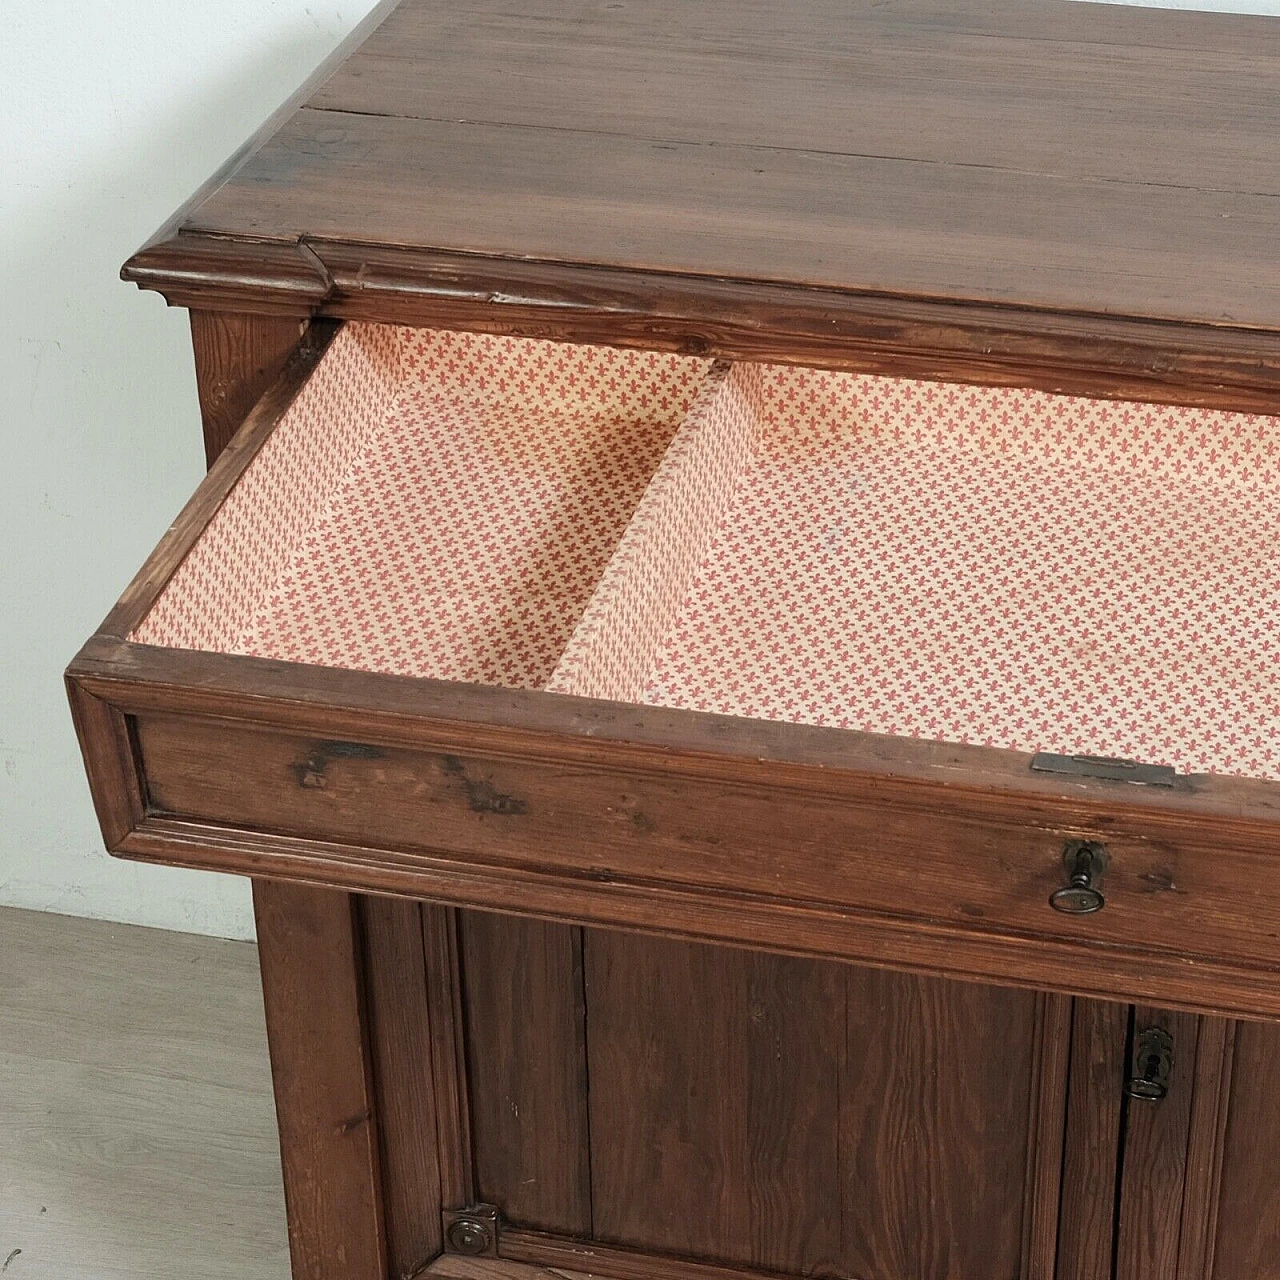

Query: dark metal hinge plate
[1031,752,1177,787]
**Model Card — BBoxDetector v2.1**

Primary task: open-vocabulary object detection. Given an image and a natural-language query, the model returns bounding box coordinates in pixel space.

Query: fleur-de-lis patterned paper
[135,323,1280,781]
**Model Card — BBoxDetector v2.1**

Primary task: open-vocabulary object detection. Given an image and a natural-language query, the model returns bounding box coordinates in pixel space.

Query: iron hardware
[1126,1026,1174,1102]
[1031,752,1176,787]
[1049,840,1108,914]
[442,1205,499,1256]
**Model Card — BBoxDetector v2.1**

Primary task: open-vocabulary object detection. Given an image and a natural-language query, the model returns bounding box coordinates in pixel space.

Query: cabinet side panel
[841,971,1043,1280]
[1209,1020,1280,1280]
[460,912,592,1235]
[190,310,306,463]
[584,933,843,1274]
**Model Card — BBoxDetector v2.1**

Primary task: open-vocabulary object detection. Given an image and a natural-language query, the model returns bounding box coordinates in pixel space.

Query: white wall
[0,1,378,941]
[3,0,1279,942]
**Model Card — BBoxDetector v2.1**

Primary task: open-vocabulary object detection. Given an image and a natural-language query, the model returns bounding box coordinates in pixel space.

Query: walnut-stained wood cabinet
[68,1,1280,1277]
[449,921,1280,1280]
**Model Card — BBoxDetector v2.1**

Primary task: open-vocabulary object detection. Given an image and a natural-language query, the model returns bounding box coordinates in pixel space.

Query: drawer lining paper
[131,323,1280,782]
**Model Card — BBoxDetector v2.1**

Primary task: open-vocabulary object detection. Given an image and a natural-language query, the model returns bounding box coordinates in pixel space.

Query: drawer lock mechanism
[1049,840,1108,914]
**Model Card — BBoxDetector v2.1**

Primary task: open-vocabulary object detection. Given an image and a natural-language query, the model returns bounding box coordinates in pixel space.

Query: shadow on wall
[0,12,374,938]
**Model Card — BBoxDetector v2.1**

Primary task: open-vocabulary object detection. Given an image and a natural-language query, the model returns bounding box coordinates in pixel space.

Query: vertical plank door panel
[362,895,445,1279]
[841,971,1059,1280]
[1175,1017,1235,1280]
[584,933,843,1274]
[422,903,475,1210]
[1209,1019,1280,1279]
[1114,1007,1201,1280]
[460,912,592,1236]
[1020,992,1073,1279]
[1055,999,1129,1280]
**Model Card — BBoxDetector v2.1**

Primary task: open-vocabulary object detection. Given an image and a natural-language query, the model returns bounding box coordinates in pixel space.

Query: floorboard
[0,906,289,1279]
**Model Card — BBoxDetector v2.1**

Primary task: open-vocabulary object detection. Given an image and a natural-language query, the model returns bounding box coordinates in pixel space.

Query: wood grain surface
[584,934,842,1273]
[312,0,1280,193]
[122,0,1280,399]
[495,1234,805,1280]
[361,895,444,1279]
[461,914,592,1236]
[1209,1020,1280,1279]
[189,312,305,464]
[1055,999,1129,1280]
[0,907,288,1280]
[103,701,1280,1021]
[1113,1007,1202,1280]
[1021,992,1074,1279]
[186,108,1280,329]
[252,882,387,1280]
[421,904,475,1210]
[1176,1018,1236,1280]
[842,971,1057,1279]
[127,240,1280,414]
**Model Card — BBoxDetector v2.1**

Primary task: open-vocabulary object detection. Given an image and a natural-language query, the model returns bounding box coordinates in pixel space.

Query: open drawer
[68,320,1280,1019]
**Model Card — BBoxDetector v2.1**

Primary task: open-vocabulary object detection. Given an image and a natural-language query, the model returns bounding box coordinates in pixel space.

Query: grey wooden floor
[0,906,290,1279]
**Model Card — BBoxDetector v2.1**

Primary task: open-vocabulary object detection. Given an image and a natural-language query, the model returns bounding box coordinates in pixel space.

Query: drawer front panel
[133,711,1280,977]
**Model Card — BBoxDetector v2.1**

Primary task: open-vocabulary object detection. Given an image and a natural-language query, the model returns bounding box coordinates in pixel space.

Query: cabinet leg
[254,880,387,1280]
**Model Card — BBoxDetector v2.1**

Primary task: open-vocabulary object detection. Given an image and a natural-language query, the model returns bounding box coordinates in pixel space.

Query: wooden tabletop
[127,0,1280,407]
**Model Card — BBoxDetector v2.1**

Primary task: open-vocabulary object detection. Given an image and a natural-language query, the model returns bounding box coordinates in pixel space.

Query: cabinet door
[1059,1000,1279,1280]
[1112,1007,1208,1280]
[460,917,1073,1280]
[1205,1020,1280,1279]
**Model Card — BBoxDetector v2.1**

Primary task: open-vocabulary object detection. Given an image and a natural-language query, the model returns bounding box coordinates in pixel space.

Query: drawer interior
[132,322,1280,783]
[134,325,712,688]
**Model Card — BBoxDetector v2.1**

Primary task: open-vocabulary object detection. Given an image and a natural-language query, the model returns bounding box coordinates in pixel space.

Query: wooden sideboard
[69,2,1280,1277]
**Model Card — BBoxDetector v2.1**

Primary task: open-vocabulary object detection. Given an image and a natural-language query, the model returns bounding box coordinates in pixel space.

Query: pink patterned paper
[133,323,710,689]
[617,364,1280,781]
[548,361,749,703]
[132,325,1280,782]
[132,324,402,653]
